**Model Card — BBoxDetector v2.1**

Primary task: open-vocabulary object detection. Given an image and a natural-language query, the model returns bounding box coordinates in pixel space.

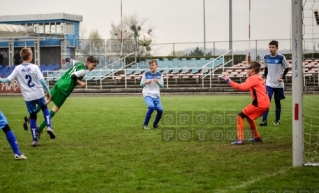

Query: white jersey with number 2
[6,64,45,101]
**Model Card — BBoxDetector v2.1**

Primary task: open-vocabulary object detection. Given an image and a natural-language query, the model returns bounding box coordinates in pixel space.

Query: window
[45,23,50,33]
[38,23,44,33]
[56,22,61,33]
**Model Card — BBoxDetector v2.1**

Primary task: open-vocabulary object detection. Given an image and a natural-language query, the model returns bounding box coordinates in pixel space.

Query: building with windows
[0,13,82,66]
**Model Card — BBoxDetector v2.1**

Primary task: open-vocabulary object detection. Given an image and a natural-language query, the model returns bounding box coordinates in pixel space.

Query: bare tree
[109,13,155,55]
[88,29,102,40]
[80,24,87,39]
[76,29,104,58]
[168,50,186,57]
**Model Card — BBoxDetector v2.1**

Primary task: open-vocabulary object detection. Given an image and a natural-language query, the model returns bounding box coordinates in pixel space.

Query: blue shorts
[25,97,47,114]
[144,96,163,111]
[0,111,8,129]
[266,86,285,101]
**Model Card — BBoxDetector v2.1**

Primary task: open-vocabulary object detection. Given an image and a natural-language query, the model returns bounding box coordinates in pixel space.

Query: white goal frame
[292,0,304,167]
[292,0,319,167]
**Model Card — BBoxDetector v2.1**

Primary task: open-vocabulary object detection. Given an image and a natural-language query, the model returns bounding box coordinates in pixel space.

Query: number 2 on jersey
[25,74,35,88]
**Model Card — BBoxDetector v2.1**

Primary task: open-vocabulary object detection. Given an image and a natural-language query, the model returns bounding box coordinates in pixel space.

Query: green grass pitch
[0,95,319,193]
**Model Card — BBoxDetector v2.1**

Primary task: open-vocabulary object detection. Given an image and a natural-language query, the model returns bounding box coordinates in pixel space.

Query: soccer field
[0,95,318,193]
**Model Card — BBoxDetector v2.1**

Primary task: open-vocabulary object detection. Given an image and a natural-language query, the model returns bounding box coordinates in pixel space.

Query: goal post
[293,0,319,166]
[291,0,304,167]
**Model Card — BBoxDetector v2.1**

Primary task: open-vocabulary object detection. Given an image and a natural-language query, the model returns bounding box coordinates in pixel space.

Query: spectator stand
[201,49,233,88]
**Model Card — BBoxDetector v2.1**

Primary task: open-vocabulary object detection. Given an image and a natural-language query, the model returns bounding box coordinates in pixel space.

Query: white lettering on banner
[0,80,20,91]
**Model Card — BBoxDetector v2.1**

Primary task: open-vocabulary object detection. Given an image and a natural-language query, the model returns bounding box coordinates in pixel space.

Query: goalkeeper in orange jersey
[220,61,270,145]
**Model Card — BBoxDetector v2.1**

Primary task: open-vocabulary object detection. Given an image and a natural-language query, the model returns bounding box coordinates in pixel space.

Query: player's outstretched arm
[0,68,18,83]
[0,77,11,83]
[39,79,50,94]
[220,75,231,83]
[76,80,86,87]
[220,75,255,91]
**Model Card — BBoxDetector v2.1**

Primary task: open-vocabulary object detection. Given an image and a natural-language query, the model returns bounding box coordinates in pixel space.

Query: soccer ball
[138,33,152,46]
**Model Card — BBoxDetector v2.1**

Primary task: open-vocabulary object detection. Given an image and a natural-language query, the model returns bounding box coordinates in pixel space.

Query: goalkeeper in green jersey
[23,56,99,138]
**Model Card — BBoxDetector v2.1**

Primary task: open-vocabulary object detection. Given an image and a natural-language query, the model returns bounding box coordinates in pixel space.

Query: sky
[1,0,293,55]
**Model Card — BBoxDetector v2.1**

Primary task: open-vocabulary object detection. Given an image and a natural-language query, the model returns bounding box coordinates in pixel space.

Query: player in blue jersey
[140,59,164,129]
[259,40,289,126]
[0,48,54,147]
[0,111,27,159]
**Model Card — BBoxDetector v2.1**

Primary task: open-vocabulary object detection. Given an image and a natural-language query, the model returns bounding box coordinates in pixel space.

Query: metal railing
[201,50,233,88]
[99,52,136,89]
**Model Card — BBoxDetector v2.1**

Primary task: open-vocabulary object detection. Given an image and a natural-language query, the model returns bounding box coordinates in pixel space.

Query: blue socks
[5,130,21,155]
[262,108,281,122]
[42,108,51,128]
[30,118,38,142]
[153,110,163,126]
[143,108,163,126]
[262,110,269,121]
[143,107,155,126]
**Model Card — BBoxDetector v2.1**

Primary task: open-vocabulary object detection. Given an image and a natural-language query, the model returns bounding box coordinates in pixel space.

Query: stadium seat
[115,76,123,84]
[125,69,134,75]
[94,65,105,70]
[102,69,112,76]
[181,60,190,74]
[4,65,10,70]
[52,71,61,81]
[62,63,72,70]
[161,61,169,74]
[85,71,94,81]
[54,63,61,70]
[134,69,142,75]
[139,61,149,70]
[129,64,137,69]
[40,64,48,76]
[2,70,12,77]
[40,64,47,71]
[92,71,102,80]
[47,64,55,71]
[188,60,198,74]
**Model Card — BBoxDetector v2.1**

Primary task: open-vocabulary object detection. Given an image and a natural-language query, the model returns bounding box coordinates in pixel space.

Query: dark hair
[149,59,158,65]
[20,48,32,61]
[269,40,278,48]
[65,58,70,63]
[249,61,261,73]
[87,55,99,64]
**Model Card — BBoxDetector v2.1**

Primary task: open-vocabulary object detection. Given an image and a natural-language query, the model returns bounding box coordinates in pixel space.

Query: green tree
[256,55,261,61]
[188,47,213,57]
